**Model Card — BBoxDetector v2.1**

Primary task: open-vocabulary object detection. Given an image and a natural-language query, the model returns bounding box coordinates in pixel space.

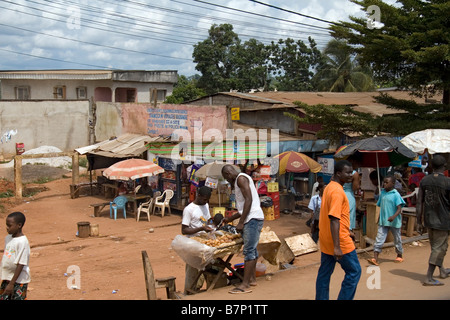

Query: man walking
[222,164,264,294]
[315,160,361,300]
[417,155,450,286]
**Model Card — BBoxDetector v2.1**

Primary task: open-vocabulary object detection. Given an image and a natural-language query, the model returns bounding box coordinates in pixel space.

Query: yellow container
[263,206,275,221]
[213,207,226,217]
[268,182,279,192]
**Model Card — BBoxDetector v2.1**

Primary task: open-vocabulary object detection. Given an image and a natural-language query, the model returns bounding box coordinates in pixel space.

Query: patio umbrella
[334,136,417,191]
[334,136,417,168]
[194,161,241,207]
[275,151,322,175]
[103,158,164,181]
[400,129,450,155]
[194,161,241,180]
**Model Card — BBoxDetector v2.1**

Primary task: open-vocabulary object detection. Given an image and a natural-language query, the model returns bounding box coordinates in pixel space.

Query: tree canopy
[330,0,450,105]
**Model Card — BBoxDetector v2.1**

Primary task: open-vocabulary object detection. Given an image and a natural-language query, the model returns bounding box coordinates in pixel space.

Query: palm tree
[312,39,374,92]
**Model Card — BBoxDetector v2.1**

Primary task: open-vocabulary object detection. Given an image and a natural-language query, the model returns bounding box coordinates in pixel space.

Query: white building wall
[0,100,90,156]
[1,80,174,102]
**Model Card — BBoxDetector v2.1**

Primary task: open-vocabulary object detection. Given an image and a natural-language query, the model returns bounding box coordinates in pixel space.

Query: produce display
[191,232,241,248]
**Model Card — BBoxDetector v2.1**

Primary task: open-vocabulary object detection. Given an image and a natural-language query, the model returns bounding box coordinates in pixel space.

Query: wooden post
[72,152,79,186]
[141,250,157,300]
[14,155,23,199]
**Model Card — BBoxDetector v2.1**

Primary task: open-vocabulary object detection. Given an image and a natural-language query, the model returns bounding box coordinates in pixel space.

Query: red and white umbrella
[103,158,164,181]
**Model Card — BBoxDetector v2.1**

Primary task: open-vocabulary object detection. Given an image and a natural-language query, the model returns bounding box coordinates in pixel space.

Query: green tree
[330,0,450,105]
[268,37,322,91]
[312,39,374,92]
[165,75,206,104]
[192,24,241,94]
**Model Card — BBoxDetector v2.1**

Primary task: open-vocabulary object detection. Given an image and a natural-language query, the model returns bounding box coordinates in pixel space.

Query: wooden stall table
[362,201,394,242]
[401,207,417,237]
[103,183,118,199]
[187,240,243,294]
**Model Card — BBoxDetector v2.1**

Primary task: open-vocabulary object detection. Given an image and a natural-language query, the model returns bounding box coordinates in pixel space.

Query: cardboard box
[209,190,229,205]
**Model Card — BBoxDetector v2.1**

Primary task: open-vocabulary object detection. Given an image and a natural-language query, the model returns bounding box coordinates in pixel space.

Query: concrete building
[0,69,178,103]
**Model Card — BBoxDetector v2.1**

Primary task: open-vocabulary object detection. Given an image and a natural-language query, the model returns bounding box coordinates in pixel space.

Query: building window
[76,86,87,99]
[150,88,166,102]
[53,86,66,99]
[15,86,30,100]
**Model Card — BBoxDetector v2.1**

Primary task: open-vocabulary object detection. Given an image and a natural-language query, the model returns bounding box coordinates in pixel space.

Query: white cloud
[0,0,371,75]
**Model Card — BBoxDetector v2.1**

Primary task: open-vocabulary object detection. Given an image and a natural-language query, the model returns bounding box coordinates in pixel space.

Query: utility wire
[249,0,339,26]
[190,0,330,31]
[0,23,193,61]
[0,47,114,69]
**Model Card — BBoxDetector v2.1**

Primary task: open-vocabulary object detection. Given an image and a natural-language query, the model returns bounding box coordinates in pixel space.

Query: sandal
[367,258,379,266]
[394,257,404,263]
[422,279,444,286]
[229,287,252,294]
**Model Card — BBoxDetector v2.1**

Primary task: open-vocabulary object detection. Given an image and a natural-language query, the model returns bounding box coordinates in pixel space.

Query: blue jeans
[242,219,264,261]
[374,226,403,255]
[315,250,361,300]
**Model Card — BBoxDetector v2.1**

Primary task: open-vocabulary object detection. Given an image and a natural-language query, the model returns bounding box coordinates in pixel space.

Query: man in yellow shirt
[316,160,362,300]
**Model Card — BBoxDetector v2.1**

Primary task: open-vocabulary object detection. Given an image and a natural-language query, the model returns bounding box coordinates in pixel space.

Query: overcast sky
[0,0,377,76]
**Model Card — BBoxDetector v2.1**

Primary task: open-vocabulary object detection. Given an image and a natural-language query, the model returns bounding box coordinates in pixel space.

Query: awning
[76,133,169,170]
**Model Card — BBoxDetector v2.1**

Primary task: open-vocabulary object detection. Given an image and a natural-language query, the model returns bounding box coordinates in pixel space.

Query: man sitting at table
[181,186,213,294]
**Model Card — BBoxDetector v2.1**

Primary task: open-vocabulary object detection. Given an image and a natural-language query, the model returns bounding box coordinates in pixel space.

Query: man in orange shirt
[315,160,362,300]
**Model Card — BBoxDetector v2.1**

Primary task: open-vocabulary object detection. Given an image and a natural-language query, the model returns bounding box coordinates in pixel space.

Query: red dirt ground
[0,165,449,301]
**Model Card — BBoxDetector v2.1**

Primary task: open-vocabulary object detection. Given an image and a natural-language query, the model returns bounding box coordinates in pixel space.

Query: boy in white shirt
[1,211,31,300]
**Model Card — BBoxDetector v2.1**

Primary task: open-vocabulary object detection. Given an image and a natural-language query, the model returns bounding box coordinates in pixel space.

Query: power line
[190,0,331,31]
[0,47,114,69]
[0,23,193,61]
[249,0,339,26]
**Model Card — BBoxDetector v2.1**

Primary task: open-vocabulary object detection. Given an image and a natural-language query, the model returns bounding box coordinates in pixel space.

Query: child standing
[0,212,31,300]
[308,182,325,243]
[368,176,406,266]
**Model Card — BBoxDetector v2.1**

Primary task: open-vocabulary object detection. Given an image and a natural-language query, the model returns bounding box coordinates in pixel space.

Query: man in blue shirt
[368,175,405,266]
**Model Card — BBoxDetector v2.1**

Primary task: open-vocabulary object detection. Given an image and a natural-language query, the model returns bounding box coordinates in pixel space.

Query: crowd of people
[1,155,449,300]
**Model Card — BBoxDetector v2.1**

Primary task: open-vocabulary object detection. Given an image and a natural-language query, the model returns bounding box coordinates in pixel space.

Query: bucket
[77,221,90,238]
[255,263,266,277]
[89,223,99,237]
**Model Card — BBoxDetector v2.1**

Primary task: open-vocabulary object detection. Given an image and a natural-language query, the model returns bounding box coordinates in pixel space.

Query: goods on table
[191,232,241,248]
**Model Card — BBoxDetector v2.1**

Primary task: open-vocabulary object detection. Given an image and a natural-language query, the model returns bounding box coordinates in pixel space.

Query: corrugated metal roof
[76,133,168,158]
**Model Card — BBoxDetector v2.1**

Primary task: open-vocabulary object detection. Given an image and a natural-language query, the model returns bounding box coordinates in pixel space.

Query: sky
[0,0,378,76]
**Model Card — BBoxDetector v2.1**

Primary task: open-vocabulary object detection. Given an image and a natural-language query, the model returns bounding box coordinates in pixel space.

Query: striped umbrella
[103,158,164,181]
[275,151,322,175]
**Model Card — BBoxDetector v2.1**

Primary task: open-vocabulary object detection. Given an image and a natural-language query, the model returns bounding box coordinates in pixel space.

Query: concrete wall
[0,100,90,156]
[0,79,174,103]
[94,102,228,142]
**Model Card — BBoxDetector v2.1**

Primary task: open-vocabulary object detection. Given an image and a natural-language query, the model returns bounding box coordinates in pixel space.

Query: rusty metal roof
[76,133,168,158]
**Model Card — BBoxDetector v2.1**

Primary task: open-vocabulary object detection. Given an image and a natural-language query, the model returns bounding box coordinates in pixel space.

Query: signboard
[231,107,240,121]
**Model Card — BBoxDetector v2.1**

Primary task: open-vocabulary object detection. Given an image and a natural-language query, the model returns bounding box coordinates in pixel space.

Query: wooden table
[188,253,244,294]
[103,183,118,199]
[362,201,394,242]
[125,194,152,215]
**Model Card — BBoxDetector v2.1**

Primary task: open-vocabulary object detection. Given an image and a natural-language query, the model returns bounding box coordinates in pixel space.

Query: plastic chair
[152,190,174,217]
[137,191,161,222]
[110,195,128,220]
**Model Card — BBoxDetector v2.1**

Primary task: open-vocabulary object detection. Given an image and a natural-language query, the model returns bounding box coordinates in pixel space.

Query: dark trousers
[315,250,361,300]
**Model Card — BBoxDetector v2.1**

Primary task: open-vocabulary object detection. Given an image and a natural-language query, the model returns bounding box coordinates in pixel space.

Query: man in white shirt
[181,186,213,294]
[222,164,264,294]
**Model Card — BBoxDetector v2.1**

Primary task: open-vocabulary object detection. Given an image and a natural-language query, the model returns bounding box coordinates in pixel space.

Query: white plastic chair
[152,190,174,217]
[137,191,161,222]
